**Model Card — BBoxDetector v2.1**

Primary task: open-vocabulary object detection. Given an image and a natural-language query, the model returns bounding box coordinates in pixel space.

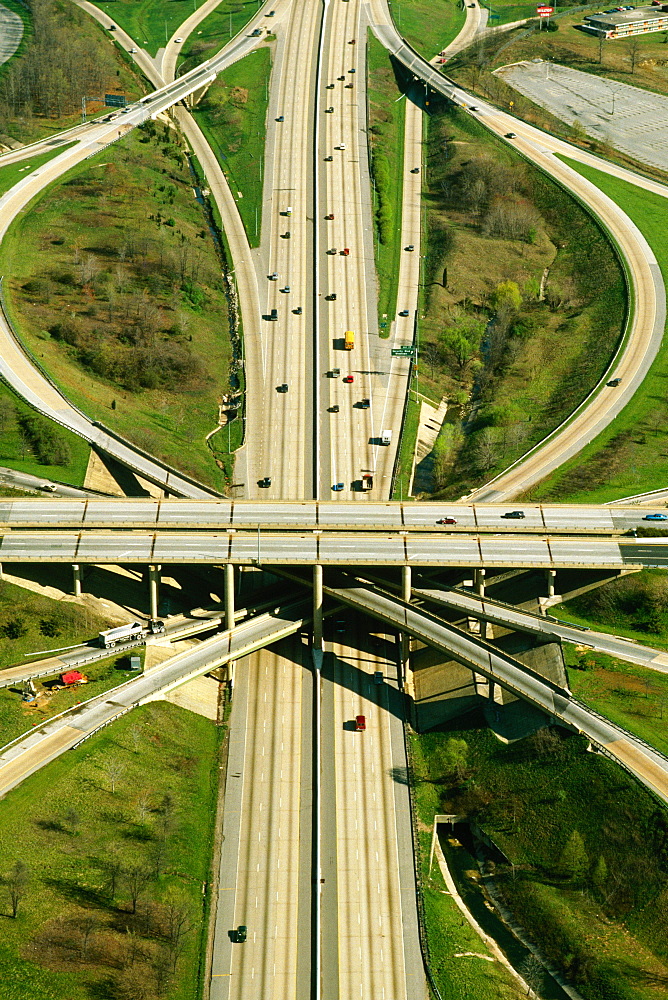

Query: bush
[17,414,71,466]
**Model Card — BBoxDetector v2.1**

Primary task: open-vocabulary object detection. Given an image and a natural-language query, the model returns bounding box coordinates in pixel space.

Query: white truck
[381,429,392,445]
[98,620,165,648]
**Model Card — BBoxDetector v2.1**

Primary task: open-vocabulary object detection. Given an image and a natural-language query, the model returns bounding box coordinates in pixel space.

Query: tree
[5,861,28,918]
[102,758,125,795]
[557,830,589,882]
[79,913,98,960]
[519,953,544,996]
[627,36,641,73]
[124,865,151,915]
[164,892,194,972]
[491,280,522,313]
[592,855,609,898]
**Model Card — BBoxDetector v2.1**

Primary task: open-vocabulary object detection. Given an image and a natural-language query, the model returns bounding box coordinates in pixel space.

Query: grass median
[191,46,270,248]
[387,0,465,58]
[178,0,261,71]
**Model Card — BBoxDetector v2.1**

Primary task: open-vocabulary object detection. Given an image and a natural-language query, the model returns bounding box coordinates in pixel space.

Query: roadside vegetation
[523,161,668,502]
[192,46,271,249]
[0,701,220,1000]
[0,650,145,749]
[0,579,111,671]
[94,0,208,57]
[177,0,262,71]
[557,570,668,647]
[414,99,624,499]
[0,145,77,197]
[0,122,234,491]
[0,384,91,487]
[410,713,668,1000]
[367,33,406,331]
[387,0,465,58]
[0,0,143,145]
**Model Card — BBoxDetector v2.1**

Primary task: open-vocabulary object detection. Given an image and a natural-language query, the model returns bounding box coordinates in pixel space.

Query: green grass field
[93,0,211,56]
[0,701,220,999]
[526,161,668,503]
[0,124,233,491]
[178,0,261,70]
[565,646,668,757]
[387,0,465,58]
[0,382,91,487]
[192,46,270,248]
[0,146,78,198]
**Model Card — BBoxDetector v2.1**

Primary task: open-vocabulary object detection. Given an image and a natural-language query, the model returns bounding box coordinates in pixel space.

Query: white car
[175,37,183,43]
[335,144,346,150]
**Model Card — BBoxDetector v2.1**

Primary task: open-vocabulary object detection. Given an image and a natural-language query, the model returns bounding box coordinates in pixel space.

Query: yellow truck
[344,330,355,350]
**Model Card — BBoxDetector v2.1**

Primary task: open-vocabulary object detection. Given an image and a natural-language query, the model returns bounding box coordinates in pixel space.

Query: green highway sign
[391,346,415,357]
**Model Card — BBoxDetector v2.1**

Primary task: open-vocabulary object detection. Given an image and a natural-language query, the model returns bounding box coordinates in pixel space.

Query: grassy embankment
[387,0,465,56]
[410,730,529,998]
[411,713,668,1000]
[0,702,221,1000]
[523,161,668,502]
[0,652,145,749]
[192,46,270,249]
[177,0,262,71]
[93,0,211,57]
[0,124,235,492]
[407,99,624,499]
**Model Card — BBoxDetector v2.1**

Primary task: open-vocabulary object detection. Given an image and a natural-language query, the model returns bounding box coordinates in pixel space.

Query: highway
[0,497,666,531]
[213,638,311,1000]
[324,577,668,805]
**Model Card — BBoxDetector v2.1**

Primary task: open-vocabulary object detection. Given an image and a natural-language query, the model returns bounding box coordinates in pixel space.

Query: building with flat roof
[583,5,668,36]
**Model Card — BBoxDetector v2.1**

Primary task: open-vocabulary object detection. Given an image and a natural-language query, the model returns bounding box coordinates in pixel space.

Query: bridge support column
[224,563,235,632]
[72,563,82,598]
[546,569,557,599]
[475,567,486,597]
[148,565,161,621]
[313,564,323,650]
[401,566,414,698]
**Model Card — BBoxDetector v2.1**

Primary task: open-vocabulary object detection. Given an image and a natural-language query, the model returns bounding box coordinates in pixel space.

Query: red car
[355,715,366,731]
[437,517,457,525]
[341,248,350,256]
[343,375,354,383]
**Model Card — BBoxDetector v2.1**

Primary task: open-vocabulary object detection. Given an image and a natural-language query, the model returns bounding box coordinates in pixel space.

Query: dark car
[236,926,247,943]
[411,167,420,173]
[259,476,271,488]
[325,107,334,113]
[505,132,517,138]
[329,404,340,413]
[398,309,409,317]
[502,510,525,519]
[643,512,668,520]
[607,378,622,387]
[327,293,337,300]
[277,383,288,393]
[359,398,370,408]
[293,306,302,315]
[437,517,457,525]
[276,115,284,122]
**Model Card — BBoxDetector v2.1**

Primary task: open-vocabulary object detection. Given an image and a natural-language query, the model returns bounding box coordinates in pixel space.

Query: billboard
[105,94,128,108]
[537,4,554,13]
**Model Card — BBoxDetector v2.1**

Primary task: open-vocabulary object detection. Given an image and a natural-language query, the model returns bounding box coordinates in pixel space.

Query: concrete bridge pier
[474,567,486,597]
[313,563,323,651]
[149,564,161,620]
[72,563,82,597]
[546,568,557,598]
[224,563,235,632]
[401,566,414,698]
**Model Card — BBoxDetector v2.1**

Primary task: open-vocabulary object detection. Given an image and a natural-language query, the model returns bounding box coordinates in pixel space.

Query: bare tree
[102,758,125,795]
[124,865,151,915]
[519,952,544,996]
[79,913,98,960]
[627,36,641,73]
[136,791,152,823]
[5,861,28,918]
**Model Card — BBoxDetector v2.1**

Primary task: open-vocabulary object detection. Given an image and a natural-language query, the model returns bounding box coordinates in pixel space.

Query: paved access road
[0,600,309,798]
[413,584,668,674]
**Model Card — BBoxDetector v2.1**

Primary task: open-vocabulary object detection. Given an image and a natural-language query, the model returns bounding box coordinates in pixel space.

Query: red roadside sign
[537,4,554,12]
